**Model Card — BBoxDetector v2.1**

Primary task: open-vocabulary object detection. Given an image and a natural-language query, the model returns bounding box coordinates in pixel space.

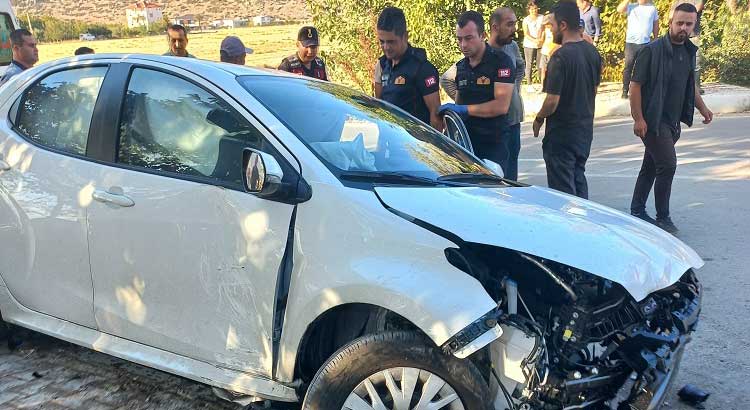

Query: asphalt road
[1,114,748,409]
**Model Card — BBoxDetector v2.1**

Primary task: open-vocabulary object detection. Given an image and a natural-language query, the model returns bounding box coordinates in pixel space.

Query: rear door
[85,63,296,375]
[0,65,109,328]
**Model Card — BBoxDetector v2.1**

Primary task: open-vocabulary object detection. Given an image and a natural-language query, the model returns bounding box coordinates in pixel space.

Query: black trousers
[543,141,591,199]
[472,137,510,171]
[623,43,645,94]
[630,122,680,218]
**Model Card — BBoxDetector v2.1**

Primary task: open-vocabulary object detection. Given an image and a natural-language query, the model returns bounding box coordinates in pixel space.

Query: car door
[0,66,110,328]
[86,65,295,376]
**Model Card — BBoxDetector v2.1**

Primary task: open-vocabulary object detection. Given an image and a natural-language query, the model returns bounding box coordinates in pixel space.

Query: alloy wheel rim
[342,367,465,410]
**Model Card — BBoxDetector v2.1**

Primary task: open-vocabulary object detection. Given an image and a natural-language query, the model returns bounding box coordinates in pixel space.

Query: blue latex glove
[438,103,469,119]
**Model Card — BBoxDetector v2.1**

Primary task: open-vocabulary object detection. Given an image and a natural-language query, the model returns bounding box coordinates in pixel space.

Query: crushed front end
[443,245,702,410]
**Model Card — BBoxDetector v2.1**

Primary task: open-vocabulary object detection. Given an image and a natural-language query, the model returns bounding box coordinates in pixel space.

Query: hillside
[11,0,309,24]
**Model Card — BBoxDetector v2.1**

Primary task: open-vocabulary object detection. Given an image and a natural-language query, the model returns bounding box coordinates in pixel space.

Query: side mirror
[483,159,504,178]
[243,149,285,196]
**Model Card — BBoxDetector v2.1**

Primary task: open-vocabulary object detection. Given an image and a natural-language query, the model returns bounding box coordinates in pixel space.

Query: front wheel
[302,331,492,410]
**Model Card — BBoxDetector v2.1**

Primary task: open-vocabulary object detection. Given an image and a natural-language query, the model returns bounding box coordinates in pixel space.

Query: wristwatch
[534,117,545,124]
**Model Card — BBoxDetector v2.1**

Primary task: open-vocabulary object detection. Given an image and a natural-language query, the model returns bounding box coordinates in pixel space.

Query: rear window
[0,13,15,66]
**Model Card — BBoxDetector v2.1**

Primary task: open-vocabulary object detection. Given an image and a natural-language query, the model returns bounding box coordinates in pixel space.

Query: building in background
[252,15,272,26]
[126,2,163,29]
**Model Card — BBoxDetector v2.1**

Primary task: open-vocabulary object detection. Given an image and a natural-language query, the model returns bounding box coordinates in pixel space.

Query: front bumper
[615,274,702,410]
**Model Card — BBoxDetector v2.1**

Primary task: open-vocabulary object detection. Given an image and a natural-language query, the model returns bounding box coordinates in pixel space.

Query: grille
[588,302,642,340]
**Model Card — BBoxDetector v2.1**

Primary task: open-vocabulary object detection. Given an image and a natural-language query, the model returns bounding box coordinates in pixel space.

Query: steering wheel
[442,110,474,154]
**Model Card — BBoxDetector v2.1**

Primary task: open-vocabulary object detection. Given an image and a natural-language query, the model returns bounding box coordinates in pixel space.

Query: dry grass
[37,25,302,68]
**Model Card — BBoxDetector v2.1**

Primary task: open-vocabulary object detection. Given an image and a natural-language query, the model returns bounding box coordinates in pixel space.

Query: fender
[274,183,498,382]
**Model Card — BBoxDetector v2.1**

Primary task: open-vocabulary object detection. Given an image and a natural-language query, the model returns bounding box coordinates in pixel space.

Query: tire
[0,311,10,342]
[302,331,492,410]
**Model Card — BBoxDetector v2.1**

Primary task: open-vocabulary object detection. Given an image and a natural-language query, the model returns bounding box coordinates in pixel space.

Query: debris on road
[678,384,711,407]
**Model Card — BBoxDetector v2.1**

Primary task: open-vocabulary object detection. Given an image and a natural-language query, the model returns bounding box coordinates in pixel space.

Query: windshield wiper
[339,171,443,186]
[437,172,507,185]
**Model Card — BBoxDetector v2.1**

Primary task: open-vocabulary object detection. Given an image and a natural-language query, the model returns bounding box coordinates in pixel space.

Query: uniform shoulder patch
[424,76,437,87]
[498,68,511,78]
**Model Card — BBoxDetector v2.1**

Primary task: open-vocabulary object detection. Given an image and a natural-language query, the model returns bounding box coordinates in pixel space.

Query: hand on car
[633,119,648,139]
[438,103,469,119]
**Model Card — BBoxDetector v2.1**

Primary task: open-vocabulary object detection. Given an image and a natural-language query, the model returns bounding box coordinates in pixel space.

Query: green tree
[308,0,527,92]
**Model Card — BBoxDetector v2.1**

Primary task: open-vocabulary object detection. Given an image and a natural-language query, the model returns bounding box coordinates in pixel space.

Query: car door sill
[0,284,298,402]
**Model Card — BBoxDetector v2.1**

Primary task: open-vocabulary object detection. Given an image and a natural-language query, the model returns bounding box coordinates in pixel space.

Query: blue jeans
[499,123,521,180]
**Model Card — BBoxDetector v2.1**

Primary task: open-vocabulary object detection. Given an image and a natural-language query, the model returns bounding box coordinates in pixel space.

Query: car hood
[374,185,704,301]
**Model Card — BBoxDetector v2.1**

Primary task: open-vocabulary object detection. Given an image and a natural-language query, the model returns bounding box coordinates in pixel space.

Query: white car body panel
[0,278,296,401]
[374,185,704,301]
[0,122,97,328]
[87,169,294,375]
[275,182,498,382]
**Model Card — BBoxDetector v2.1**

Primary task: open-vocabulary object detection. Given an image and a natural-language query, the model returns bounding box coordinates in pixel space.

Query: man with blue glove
[439,11,515,167]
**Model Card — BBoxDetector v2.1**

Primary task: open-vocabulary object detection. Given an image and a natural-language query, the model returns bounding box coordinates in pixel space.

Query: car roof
[41,53,296,79]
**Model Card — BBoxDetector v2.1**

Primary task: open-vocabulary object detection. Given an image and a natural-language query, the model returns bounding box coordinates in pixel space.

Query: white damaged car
[0,55,702,410]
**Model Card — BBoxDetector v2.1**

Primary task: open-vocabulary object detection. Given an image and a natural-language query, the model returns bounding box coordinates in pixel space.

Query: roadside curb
[521,83,750,121]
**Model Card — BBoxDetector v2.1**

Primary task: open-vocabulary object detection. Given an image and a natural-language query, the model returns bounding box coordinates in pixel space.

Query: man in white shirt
[617,0,659,99]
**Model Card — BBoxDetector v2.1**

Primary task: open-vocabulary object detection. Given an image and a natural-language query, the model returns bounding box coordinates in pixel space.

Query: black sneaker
[656,217,679,234]
[631,210,657,225]
[621,91,629,99]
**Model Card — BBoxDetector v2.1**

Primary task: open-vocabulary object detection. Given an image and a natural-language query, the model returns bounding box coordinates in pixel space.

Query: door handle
[92,190,135,207]
[0,159,10,171]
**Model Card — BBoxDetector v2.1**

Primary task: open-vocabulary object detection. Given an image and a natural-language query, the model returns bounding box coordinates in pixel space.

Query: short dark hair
[552,1,580,32]
[457,10,485,35]
[74,46,94,55]
[490,7,513,26]
[377,7,407,37]
[528,0,539,10]
[10,29,33,47]
[674,2,698,14]
[167,24,187,36]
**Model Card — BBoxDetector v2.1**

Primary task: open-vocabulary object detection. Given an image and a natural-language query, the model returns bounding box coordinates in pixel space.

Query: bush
[702,11,750,86]
[20,15,168,42]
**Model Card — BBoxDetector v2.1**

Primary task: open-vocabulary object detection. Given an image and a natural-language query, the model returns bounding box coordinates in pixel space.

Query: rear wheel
[302,331,492,410]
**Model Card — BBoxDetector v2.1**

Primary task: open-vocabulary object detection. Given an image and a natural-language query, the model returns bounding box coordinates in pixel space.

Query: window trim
[8,64,111,162]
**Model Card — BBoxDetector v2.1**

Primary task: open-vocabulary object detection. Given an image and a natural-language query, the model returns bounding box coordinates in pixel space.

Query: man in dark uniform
[438,11,515,166]
[373,7,442,130]
[278,26,328,81]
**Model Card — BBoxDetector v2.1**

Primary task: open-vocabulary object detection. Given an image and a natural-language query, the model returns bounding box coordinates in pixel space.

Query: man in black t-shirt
[278,26,329,81]
[373,7,442,130]
[439,11,515,167]
[628,2,712,234]
[532,3,602,199]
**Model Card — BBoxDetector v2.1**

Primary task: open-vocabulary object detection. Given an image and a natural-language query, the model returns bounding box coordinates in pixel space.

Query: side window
[118,68,264,187]
[0,13,14,66]
[15,67,108,156]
